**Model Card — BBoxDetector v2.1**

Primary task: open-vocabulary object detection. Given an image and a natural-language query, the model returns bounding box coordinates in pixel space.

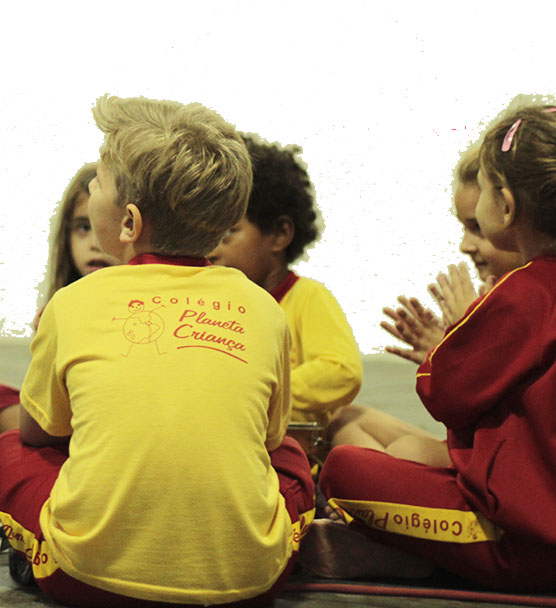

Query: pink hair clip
[501,119,522,152]
[501,107,556,152]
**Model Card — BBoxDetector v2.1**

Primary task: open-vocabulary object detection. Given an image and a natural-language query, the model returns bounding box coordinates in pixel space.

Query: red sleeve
[416,263,545,430]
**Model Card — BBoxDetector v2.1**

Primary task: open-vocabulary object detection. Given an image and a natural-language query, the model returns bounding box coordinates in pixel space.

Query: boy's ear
[269,215,294,253]
[119,204,143,245]
[500,187,517,228]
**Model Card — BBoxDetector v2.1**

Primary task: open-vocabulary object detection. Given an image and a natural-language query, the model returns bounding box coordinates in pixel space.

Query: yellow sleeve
[265,326,292,451]
[284,280,362,424]
[20,297,73,436]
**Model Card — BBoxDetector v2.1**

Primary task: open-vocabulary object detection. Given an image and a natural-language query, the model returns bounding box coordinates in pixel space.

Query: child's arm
[417,266,539,429]
[381,296,445,364]
[289,282,362,422]
[20,298,73,443]
[19,405,70,447]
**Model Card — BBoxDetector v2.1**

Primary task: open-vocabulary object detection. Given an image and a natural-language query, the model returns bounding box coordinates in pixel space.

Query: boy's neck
[128,253,210,266]
[262,266,290,293]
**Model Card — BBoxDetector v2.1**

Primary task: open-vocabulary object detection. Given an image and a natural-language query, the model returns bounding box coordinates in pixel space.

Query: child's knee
[386,435,450,467]
[320,444,363,496]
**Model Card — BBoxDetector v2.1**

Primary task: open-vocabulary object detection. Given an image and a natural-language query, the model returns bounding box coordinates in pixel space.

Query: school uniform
[271,272,362,427]
[320,257,556,591]
[0,254,315,606]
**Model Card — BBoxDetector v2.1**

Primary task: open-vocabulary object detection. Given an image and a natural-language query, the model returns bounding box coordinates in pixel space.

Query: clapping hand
[381,296,446,365]
[428,262,480,326]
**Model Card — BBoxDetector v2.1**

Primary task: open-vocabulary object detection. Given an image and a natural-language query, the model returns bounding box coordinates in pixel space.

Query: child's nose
[460,233,477,254]
[207,243,221,263]
[91,231,102,251]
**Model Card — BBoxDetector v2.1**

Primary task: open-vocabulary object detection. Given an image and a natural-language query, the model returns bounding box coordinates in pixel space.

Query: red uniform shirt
[417,257,556,544]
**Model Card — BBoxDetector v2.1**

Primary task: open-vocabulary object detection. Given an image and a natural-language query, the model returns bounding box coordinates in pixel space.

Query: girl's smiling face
[455,180,522,281]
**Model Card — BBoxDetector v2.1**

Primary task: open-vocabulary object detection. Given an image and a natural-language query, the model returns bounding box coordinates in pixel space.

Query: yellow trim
[328,498,504,544]
[0,511,59,578]
[426,262,532,365]
[291,506,315,551]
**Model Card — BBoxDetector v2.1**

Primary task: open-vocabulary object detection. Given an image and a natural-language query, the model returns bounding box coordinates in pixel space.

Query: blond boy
[0,96,314,607]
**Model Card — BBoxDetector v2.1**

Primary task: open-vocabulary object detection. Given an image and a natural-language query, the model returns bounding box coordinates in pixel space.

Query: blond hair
[47,162,97,301]
[480,105,556,237]
[92,95,252,256]
[455,145,480,186]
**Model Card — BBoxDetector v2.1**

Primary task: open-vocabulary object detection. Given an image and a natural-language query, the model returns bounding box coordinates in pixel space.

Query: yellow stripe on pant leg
[327,498,504,544]
[291,506,316,551]
[0,511,59,578]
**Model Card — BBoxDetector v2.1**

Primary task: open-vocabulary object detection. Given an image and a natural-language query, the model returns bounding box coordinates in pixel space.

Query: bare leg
[330,405,443,446]
[328,405,448,466]
[299,519,434,579]
[0,404,19,434]
[387,435,451,467]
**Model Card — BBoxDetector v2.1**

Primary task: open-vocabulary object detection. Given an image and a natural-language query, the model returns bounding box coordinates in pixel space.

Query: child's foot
[298,519,434,580]
[322,503,345,521]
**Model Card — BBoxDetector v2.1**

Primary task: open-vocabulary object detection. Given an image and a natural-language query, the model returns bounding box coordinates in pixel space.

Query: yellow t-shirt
[279,275,362,426]
[20,260,293,605]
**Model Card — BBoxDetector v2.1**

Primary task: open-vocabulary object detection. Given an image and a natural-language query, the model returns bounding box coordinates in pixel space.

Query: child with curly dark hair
[209,134,362,431]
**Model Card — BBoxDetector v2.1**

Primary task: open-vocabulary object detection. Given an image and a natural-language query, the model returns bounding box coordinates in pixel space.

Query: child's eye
[221,226,239,241]
[466,220,482,235]
[72,220,92,236]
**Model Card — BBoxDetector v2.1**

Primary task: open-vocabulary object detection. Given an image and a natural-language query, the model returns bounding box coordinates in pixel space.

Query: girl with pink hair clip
[302,104,556,592]
[329,146,521,457]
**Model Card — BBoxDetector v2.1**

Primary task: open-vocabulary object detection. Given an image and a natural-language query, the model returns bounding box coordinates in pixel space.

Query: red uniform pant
[320,445,556,592]
[0,431,315,608]
[0,384,20,411]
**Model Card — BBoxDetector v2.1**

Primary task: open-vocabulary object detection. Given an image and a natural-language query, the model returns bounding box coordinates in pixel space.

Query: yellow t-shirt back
[21,262,292,604]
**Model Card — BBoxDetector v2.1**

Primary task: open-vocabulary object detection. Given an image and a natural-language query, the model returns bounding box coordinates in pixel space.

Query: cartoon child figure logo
[113,300,166,357]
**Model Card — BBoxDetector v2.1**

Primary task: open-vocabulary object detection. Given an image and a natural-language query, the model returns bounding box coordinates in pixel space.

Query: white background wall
[0,0,553,353]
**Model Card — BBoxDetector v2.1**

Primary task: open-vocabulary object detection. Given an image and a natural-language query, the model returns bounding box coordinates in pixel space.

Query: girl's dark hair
[46,162,97,301]
[480,105,556,237]
[241,134,319,263]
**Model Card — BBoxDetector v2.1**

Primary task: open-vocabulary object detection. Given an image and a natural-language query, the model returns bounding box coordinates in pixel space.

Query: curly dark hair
[241,134,319,263]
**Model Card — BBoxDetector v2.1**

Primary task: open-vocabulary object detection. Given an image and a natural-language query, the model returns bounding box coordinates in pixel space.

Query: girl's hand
[479,274,496,296]
[381,296,446,365]
[428,262,478,326]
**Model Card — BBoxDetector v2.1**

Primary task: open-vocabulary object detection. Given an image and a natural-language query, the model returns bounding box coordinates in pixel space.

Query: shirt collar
[127,253,211,267]
[270,271,299,303]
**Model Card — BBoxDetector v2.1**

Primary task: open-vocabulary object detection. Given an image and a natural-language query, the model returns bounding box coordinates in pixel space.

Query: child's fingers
[439,271,458,304]
[457,261,472,281]
[398,296,421,322]
[450,263,474,296]
[428,283,446,308]
[385,346,424,365]
[396,310,424,341]
[429,284,452,323]
[380,321,405,342]
[478,275,496,296]
[395,318,425,348]
[442,263,479,323]
[408,297,440,326]
[382,306,401,323]
[448,264,467,299]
